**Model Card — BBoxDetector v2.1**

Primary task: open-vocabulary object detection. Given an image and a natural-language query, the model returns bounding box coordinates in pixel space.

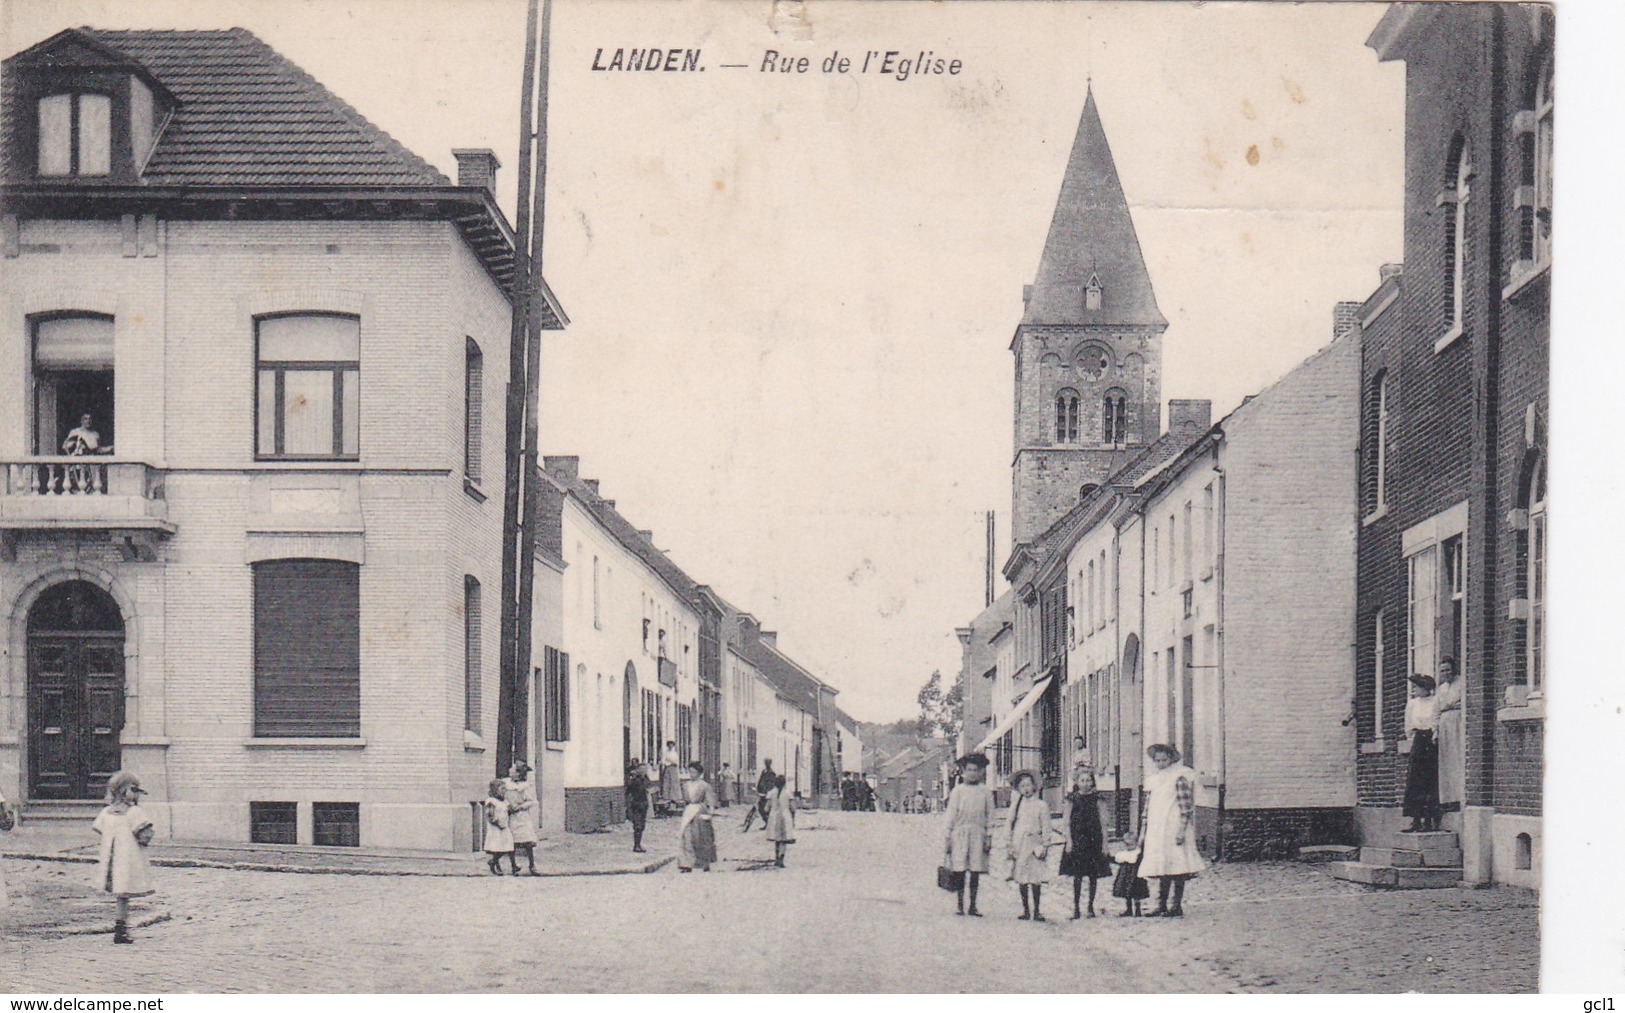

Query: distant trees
[916,669,962,744]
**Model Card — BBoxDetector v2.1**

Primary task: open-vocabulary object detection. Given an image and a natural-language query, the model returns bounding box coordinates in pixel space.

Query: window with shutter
[464,576,482,734]
[464,340,483,484]
[253,559,361,737]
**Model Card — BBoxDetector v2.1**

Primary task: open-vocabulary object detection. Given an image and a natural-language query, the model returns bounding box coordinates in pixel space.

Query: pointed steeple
[1024,88,1166,328]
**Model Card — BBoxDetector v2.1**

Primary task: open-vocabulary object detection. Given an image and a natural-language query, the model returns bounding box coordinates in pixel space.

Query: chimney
[543,455,579,483]
[1379,263,1404,284]
[582,479,600,496]
[1334,301,1363,339]
[1167,399,1212,433]
[452,149,500,195]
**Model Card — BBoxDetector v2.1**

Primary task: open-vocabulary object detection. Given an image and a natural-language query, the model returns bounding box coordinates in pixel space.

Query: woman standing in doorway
[1138,744,1205,917]
[1434,658,1464,820]
[1005,770,1052,922]
[1403,675,1442,833]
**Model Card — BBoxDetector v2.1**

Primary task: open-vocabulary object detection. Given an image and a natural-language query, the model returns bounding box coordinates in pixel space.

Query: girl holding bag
[941,753,993,916]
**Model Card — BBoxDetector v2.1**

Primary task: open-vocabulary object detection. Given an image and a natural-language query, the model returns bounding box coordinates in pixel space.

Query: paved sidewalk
[2,809,687,879]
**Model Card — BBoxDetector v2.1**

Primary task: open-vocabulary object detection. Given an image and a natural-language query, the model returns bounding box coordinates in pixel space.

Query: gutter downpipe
[1212,447,1228,862]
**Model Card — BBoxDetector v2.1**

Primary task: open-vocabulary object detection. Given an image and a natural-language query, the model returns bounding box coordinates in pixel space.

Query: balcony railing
[1,458,173,534]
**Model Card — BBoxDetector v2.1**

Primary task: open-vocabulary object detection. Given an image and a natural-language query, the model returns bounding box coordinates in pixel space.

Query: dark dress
[1058,791,1113,879]
[1402,729,1441,821]
[1111,855,1150,900]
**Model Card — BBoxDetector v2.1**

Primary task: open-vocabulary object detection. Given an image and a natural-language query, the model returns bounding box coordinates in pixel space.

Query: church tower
[1011,86,1167,545]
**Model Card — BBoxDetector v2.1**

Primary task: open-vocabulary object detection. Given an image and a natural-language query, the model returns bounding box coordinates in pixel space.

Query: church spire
[1024,89,1165,328]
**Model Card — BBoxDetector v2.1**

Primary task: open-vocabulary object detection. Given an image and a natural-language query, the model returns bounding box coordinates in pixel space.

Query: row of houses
[954,4,1547,889]
[0,27,860,850]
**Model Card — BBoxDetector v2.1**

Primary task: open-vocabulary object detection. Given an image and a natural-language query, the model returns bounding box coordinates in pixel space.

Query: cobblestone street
[1,810,1537,993]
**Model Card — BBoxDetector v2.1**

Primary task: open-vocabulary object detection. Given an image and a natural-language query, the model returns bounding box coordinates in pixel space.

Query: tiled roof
[748,640,824,715]
[90,28,449,187]
[3,28,449,188]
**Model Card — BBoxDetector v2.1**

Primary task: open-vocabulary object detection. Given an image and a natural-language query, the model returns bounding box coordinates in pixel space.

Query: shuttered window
[253,559,360,737]
[464,340,483,483]
[543,646,570,742]
[464,576,482,734]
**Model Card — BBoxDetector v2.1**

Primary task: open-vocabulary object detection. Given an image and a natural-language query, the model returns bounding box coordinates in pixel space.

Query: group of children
[942,751,1152,922]
[481,761,543,876]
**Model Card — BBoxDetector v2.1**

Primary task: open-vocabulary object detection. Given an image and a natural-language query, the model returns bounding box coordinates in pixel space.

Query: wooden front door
[27,581,126,800]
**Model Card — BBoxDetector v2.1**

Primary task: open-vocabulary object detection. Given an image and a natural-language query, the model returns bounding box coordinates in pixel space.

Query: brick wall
[1357,7,1548,878]
[1196,805,1358,862]
[564,785,625,833]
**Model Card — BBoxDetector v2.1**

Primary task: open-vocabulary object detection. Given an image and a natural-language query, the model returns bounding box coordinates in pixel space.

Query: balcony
[1,459,175,546]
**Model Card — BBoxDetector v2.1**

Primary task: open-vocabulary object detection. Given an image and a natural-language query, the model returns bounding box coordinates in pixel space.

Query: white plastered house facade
[548,479,699,830]
[0,27,567,852]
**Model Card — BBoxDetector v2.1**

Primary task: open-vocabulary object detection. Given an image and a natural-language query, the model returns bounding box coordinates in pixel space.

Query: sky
[5,0,1408,721]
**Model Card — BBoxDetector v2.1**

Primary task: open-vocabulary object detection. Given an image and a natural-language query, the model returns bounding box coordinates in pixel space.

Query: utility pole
[985,510,996,607]
[496,0,544,773]
[511,0,555,768]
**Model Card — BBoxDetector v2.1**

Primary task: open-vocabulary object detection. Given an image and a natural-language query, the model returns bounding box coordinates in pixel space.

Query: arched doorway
[27,580,126,799]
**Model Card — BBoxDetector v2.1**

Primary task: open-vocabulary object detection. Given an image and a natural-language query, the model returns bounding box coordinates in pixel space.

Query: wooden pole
[496,0,541,774]
[511,0,554,770]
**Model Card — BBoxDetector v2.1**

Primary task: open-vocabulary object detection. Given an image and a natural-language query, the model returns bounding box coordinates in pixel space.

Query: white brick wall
[1,213,514,850]
[1217,334,1359,809]
[551,494,699,793]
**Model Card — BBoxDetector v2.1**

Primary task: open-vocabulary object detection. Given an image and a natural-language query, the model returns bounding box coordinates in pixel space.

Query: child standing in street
[93,771,155,944]
[1110,833,1149,917]
[483,779,515,875]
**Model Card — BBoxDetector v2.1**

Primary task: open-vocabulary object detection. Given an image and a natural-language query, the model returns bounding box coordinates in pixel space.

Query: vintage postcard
[0,0,1598,997]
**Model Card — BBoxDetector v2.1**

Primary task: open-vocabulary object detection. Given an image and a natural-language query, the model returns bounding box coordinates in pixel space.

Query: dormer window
[38,92,112,177]
[1085,273,1103,311]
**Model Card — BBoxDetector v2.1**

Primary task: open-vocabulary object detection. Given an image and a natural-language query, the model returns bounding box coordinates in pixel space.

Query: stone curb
[2,850,674,879]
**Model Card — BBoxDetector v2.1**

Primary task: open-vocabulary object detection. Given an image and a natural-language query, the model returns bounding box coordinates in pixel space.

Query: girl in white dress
[483,779,515,875]
[93,770,155,944]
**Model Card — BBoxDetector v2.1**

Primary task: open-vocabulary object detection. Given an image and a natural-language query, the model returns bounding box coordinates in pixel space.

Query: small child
[483,779,515,876]
[92,770,155,944]
[1110,834,1150,918]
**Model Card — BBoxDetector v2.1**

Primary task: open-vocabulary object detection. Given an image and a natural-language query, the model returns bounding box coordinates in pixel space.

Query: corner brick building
[1352,4,1549,888]
[0,28,564,849]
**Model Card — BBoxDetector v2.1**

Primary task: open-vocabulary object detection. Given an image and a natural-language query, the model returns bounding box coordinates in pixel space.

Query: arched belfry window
[1103,389,1128,445]
[1440,135,1471,343]
[1055,388,1080,444]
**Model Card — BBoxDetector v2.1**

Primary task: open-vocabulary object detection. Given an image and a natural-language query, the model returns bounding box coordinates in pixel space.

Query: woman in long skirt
[1434,658,1464,819]
[678,762,719,872]
[1059,765,1113,918]
[1403,674,1442,832]
[1005,770,1051,922]
[1138,744,1205,918]
[942,753,993,916]
[765,775,796,867]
